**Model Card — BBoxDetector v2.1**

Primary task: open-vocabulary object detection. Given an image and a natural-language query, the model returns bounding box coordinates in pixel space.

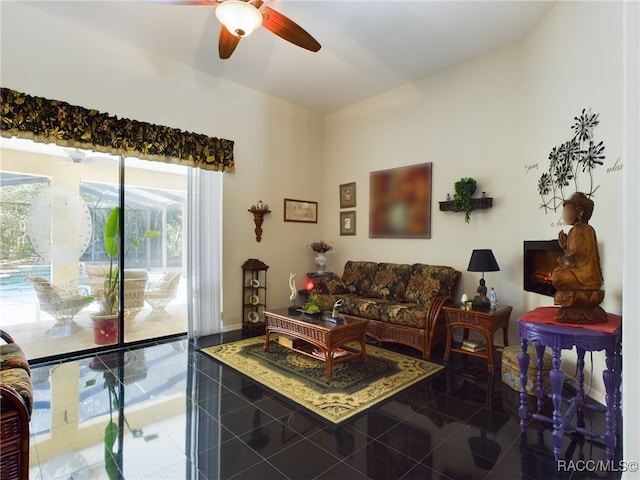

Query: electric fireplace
[523,240,563,297]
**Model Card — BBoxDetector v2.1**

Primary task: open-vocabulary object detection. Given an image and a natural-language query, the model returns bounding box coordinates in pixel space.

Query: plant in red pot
[91,207,121,345]
[91,207,159,344]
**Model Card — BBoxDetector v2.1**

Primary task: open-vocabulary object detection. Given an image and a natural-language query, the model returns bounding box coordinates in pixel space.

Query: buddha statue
[473,278,489,307]
[551,192,606,323]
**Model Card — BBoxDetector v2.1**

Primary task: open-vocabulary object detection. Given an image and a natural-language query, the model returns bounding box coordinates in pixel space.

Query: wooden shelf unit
[241,258,269,332]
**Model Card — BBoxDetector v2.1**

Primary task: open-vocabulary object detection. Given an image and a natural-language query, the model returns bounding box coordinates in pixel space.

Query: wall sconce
[248,200,271,242]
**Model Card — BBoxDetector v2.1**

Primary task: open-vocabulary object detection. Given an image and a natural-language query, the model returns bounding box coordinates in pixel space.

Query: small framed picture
[284,198,318,223]
[340,211,356,236]
[339,182,356,208]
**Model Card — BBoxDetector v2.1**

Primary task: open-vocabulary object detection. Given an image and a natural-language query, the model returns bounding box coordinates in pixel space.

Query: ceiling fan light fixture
[215,1,263,38]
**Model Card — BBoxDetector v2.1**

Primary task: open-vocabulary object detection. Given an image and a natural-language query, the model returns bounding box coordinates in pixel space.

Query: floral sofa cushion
[314,294,425,328]
[314,273,348,295]
[367,263,412,301]
[338,296,394,319]
[379,304,429,329]
[0,337,33,415]
[0,343,30,374]
[341,261,379,297]
[405,274,441,306]
[0,367,33,414]
[410,264,460,299]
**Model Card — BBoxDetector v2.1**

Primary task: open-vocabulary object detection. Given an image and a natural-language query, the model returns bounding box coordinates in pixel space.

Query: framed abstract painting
[369,163,432,238]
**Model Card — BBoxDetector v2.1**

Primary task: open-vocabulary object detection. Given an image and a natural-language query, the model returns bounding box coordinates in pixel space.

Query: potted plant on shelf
[453,177,478,224]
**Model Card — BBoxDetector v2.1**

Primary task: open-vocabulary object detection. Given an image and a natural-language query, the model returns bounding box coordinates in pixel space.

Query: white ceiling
[7,0,554,114]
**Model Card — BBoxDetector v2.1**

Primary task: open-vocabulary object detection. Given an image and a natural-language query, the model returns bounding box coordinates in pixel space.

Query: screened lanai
[1,138,189,359]
[1,172,186,268]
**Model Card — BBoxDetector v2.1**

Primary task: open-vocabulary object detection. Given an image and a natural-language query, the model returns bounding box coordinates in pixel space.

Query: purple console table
[517,306,622,461]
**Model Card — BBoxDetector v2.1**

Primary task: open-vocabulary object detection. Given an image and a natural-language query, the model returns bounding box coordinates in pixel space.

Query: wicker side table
[443,304,512,372]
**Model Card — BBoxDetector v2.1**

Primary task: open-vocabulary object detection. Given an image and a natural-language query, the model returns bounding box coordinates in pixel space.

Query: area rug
[200,336,443,425]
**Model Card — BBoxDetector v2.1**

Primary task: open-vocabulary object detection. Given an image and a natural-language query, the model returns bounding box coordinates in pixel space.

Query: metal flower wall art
[537,109,605,213]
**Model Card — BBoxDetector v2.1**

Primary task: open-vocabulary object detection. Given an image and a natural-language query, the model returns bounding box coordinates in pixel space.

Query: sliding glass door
[121,157,187,344]
[0,139,188,360]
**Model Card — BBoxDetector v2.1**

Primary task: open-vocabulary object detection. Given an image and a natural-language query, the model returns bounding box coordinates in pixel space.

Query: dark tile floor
[28,332,623,479]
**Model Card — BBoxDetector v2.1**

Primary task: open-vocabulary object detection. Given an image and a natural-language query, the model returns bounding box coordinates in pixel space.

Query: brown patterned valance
[0,88,234,173]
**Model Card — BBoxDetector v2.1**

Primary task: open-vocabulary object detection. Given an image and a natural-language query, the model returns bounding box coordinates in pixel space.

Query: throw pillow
[315,273,348,295]
[405,274,441,306]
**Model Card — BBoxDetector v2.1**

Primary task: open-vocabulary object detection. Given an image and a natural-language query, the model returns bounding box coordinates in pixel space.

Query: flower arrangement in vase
[307,241,333,274]
[307,240,333,253]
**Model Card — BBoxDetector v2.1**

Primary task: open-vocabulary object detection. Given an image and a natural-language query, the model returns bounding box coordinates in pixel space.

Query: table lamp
[467,249,500,306]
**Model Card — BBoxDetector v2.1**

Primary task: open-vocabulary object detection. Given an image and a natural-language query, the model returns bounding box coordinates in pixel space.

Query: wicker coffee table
[263,307,369,380]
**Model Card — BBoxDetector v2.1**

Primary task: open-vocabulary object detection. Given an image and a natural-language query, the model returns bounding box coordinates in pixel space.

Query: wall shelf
[439,197,493,213]
[242,258,269,332]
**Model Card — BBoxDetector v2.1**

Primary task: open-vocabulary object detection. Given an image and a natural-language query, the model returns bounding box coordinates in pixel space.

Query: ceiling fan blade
[142,0,220,5]
[261,6,321,53]
[219,25,240,59]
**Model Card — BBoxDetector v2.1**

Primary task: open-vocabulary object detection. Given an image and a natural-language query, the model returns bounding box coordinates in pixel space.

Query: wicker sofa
[315,261,461,360]
[0,330,33,480]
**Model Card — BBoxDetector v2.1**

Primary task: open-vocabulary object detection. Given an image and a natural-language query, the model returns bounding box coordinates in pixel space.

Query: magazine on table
[312,348,348,359]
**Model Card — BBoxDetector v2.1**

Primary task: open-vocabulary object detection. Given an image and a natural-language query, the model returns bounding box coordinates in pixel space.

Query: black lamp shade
[467,249,500,273]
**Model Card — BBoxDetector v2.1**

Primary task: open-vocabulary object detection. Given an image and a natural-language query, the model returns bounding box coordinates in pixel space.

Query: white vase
[314,252,327,274]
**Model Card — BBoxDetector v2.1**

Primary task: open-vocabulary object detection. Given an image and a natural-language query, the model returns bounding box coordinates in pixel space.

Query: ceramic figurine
[288,273,297,302]
[287,273,299,314]
[331,299,344,319]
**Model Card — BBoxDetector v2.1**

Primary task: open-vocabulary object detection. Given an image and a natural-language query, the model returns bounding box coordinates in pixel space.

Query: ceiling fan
[160,0,321,59]
[63,148,118,165]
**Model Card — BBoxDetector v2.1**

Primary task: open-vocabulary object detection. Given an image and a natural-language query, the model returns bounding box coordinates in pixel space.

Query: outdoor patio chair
[123,271,149,331]
[81,263,110,298]
[27,276,93,336]
[145,272,182,321]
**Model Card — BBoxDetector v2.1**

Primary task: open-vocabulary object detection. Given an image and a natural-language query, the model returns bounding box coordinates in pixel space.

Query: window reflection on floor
[28,336,623,480]
[30,340,189,479]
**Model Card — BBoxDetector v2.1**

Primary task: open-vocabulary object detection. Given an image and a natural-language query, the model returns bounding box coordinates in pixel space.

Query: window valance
[1,88,234,173]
